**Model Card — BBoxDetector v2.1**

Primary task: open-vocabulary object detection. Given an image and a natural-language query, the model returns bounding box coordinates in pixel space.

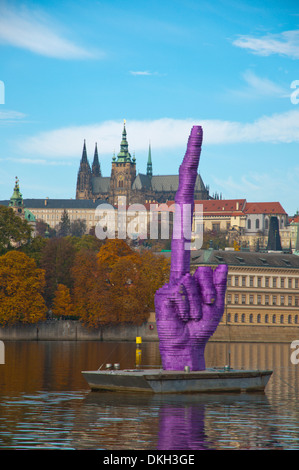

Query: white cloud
[0,110,26,120]
[17,110,299,160]
[242,70,288,97]
[129,71,160,76]
[1,158,72,166]
[130,71,153,76]
[0,3,99,59]
[233,30,299,59]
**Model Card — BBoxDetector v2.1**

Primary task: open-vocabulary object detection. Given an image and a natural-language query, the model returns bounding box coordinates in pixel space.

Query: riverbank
[0,319,298,343]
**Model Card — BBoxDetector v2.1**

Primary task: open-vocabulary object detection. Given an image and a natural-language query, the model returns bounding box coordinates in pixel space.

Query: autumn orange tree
[96,239,170,325]
[138,250,170,311]
[0,251,47,325]
[72,249,111,327]
[52,283,74,318]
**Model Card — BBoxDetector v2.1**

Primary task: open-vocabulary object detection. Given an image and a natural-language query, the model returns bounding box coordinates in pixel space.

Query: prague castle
[76,121,210,205]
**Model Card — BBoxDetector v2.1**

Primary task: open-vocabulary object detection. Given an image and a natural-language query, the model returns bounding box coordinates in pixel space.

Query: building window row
[228,275,299,289]
[227,293,299,306]
[226,313,299,325]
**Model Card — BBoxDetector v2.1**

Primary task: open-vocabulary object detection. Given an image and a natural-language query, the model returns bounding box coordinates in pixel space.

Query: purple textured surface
[154,126,228,371]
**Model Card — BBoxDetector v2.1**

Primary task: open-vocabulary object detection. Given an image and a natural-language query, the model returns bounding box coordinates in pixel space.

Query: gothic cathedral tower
[109,120,136,205]
[76,140,101,199]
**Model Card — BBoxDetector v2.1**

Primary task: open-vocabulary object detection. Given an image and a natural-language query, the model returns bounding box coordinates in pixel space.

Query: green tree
[70,219,86,237]
[57,209,71,237]
[0,206,32,254]
[68,234,104,253]
[20,235,48,266]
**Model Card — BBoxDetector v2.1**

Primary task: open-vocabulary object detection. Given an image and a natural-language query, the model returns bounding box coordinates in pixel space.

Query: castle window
[256,219,260,229]
[288,315,292,324]
[257,314,261,323]
[241,314,245,323]
[234,313,238,322]
[265,314,269,323]
[249,314,253,323]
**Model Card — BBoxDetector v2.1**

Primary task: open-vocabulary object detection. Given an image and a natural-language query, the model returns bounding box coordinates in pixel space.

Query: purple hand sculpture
[154,126,228,371]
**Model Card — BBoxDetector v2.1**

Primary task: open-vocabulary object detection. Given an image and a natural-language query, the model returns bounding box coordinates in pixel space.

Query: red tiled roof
[194,199,246,214]
[290,215,299,224]
[243,202,287,215]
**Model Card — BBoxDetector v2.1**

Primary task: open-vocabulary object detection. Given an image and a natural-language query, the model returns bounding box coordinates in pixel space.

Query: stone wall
[0,319,159,342]
[0,320,298,343]
[210,324,299,343]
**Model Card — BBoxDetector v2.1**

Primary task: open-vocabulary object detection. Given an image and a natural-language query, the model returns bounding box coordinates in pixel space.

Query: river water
[0,340,299,450]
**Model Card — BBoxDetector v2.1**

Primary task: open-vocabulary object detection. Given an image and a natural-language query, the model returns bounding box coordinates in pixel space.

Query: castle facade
[76,122,210,205]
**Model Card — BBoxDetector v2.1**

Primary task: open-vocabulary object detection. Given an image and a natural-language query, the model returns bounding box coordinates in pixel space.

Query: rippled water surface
[0,340,299,450]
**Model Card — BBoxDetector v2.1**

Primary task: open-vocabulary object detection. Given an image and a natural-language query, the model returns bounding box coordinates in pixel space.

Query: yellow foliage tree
[0,251,47,325]
[52,284,73,318]
[96,239,136,270]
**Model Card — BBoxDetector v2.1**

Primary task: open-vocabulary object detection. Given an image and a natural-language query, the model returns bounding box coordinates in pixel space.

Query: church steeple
[92,142,101,177]
[76,140,92,199]
[146,143,152,177]
[81,139,88,163]
[116,120,132,162]
[9,177,25,217]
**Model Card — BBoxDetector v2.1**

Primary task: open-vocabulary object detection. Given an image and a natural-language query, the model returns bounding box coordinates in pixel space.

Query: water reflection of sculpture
[155,126,228,371]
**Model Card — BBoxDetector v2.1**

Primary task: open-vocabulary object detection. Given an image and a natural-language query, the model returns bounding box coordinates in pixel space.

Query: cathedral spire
[92,142,101,176]
[146,142,152,177]
[81,139,88,163]
[117,120,132,162]
[76,140,92,199]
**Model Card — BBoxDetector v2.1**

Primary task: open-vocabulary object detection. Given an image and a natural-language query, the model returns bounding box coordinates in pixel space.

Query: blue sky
[1,0,299,215]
